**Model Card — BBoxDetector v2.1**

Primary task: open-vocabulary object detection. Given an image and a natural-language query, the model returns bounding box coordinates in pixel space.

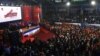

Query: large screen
[0,6,22,23]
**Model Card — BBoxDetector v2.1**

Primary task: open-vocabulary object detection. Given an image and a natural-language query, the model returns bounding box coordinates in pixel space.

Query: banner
[32,5,42,24]
[0,6,22,23]
[22,6,31,22]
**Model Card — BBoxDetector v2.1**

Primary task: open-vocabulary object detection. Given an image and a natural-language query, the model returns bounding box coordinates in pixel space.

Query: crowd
[0,24,100,56]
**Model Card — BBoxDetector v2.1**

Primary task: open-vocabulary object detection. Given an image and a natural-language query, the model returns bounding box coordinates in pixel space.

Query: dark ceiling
[0,0,100,6]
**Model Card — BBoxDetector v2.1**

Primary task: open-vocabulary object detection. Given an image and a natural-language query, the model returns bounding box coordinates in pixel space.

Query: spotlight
[85,18,87,21]
[91,0,96,6]
[66,2,71,6]
[0,3,3,6]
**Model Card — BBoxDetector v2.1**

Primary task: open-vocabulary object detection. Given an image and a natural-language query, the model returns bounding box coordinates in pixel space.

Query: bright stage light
[66,2,71,6]
[0,3,3,6]
[91,0,96,6]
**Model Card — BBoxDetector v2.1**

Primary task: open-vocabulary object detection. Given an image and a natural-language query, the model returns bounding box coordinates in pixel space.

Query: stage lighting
[66,2,71,6]
[91,0,96,6]
[85,18,87,21]
[0,3,3,6]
